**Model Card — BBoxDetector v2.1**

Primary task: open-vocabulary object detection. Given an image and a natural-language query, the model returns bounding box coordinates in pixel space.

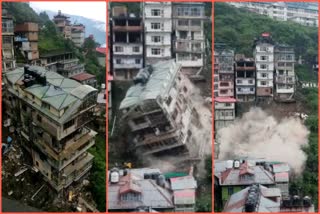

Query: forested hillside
[214,3,318,65]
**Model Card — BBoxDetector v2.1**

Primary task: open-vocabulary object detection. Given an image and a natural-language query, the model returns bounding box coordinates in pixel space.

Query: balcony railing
[113,25,142,32]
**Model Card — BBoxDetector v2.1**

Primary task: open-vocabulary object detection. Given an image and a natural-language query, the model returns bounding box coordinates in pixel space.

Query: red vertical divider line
[211,0,214,213]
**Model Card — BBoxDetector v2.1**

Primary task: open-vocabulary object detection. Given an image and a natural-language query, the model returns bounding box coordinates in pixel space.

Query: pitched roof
[170,176,197,190]
[70,72,96,82]
[96,47,106,55]
[220,162,275,186]
[223,185,281,212]
[119,174,142,194]
[4,66,97,123]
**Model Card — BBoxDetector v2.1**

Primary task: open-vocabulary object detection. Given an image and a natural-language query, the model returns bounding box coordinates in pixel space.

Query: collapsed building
[119,59,210,160]
[3,65,98,191]
[108,167,197,212]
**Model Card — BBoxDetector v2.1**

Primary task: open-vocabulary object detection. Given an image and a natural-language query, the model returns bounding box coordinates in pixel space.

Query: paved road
[2,197,41,212]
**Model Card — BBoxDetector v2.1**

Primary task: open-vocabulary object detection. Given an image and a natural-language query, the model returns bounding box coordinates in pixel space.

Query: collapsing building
[119,59,211,159]
[3,66,98,191]
[2,6,16,72]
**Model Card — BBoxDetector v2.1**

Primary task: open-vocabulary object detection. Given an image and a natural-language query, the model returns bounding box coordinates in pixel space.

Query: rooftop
[70,72,96,82]
[119,59,181,110]
[4,66,97,124]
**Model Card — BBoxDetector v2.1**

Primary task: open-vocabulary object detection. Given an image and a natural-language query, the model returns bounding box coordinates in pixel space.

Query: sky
[30,2,106,22]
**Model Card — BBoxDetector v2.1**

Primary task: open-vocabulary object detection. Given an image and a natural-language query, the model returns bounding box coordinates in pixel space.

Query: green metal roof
[119,59,181,110]
[4,66,97,124]
[164,172,188,179]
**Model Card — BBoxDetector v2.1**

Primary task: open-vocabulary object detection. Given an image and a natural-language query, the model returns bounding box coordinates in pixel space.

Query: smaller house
[170,176,197,212]
[96,47,106,67]
[70,72,97,88]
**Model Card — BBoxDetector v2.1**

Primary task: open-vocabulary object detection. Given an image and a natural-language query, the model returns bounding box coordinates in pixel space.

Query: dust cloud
[217,107,309,174]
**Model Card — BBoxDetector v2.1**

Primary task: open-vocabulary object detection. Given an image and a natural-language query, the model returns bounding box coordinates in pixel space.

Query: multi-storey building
[274,44,295,101]
[71,24,85,47]
[253,33,274,100]
[53,10,72,39]
[214,97,236,132]
[2,6,16,72]
[3,65,98,191]
[234,55,256,102]
[111,6,144,80]
[172,3,206,73]
[56,58,85,77]
[214,49,235,98]
[228,2,318,27]
[119,59,210,158]
[142,2,172,65]
[14,22,39,64]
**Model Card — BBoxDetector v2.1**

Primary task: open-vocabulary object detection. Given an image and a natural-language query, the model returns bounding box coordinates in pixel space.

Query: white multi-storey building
[228,2,318,27]
[172,3,206,73]
[253,33,274,100]
[143,2,172,65]
[274,44,295,101]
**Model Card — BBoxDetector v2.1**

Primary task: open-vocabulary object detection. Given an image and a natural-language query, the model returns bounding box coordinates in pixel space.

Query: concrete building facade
[111,6,144,81]
[235,55,256,102]
[3,66,98,191]
[172,3,206,73]
[14,22,39,64]
[71,24,85,47]
[143,2,172,65]
[253,33,275,100]
[274,44,295,101]
[2,6,16,72]
[53,10,72,39]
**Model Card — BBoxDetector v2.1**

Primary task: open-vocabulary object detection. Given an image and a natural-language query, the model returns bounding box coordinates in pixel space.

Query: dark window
[228,187,234,195]
[166,96,172,106]
[63,119,75,130]
[37,115,42,122]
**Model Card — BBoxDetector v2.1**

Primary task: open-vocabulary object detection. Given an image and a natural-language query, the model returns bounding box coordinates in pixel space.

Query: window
[135,59,140,64]
[151,23,161,29]
[250,88,254,91]
[116,59,121,64]
[225,103,231,107]
[115,46,123,52]
[191,20,201,26]
[151,9,161,16]
[178,20,188,26]
[37,115,42,122]
[237,80,242,84]
[133,117,146,125]
[260,46,267,51]
[261,81,267,86]
[166,96,172,106]
[132,46,140,52]
[248,80,253,84]
[152,36,161,43]
[260,56,267,60]
[228,187,234,196]
[260,64,267,69]
[262,73,268,78]
[151,48,161,55]
[183,86,188,93]
[36,161,39,167]
[63,119,75,130]
[191,8,201,16]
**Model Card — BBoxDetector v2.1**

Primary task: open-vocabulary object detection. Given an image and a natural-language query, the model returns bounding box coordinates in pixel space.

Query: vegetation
[195,156,212,212]
[89,134,106,212]
[214,3,318,65]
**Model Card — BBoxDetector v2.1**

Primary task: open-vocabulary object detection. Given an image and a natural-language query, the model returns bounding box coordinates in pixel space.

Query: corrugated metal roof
[173,189,195,205]
[272,163,290,173]
[223,185,281,212]
[4,66,97,124]
[119,59,180,110]
[274,172,289,182]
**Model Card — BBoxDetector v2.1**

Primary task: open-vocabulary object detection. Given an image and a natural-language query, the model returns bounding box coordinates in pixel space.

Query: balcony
[176,25,201,31]
[236,87,255,94]
[235,65,255,71]
[275,76,295,84]
[135,129,179,147]
[63,152,94,176]
[114,62,143,69]
[113,25,142,32]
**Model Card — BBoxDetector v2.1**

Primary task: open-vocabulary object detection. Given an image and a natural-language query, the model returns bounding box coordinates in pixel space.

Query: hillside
[214,3,318,65]
[34,10,106,46]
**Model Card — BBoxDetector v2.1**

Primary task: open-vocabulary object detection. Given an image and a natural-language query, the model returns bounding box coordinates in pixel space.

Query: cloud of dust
[217,107,309,174]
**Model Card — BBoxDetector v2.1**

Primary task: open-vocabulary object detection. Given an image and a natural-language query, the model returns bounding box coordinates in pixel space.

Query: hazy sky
[30,2,106,22]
